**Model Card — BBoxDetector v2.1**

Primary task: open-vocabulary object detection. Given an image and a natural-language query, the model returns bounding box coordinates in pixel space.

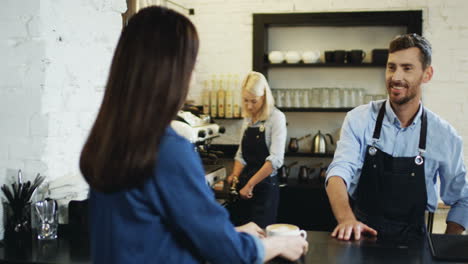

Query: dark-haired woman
[80,6,307,264]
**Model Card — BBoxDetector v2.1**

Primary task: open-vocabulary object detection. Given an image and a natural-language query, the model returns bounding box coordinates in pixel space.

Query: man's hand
[235,222,265,238]
[239,184,254,199]
[445,221,465,235]
[331,219,378,240]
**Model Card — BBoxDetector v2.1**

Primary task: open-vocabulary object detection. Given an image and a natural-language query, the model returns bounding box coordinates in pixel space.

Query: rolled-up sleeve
[326,112,365,190]
[439,134,468,229]
[266,111,287,170]
[234,121,248,165]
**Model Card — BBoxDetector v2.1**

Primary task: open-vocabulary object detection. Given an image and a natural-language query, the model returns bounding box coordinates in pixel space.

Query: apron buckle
[369,146,377,156]
[415,155,424,165]
[415,148,425,165]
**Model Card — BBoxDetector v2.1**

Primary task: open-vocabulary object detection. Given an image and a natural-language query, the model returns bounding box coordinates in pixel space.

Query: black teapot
[298,165,310,183]
[288,134,311,153]
[278,161,298,184]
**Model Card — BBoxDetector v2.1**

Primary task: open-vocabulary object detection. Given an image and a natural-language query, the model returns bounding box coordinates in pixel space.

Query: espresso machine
[171,107,226,188]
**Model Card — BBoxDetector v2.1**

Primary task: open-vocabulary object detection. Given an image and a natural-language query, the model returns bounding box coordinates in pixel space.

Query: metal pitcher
[312,130,334,154]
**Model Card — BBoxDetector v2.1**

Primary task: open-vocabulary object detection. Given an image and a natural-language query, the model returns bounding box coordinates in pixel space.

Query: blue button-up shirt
[326,100,468,229]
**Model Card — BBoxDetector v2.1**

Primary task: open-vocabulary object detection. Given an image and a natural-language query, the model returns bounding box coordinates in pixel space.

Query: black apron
[354,100,428,241]
[230,122,279,228]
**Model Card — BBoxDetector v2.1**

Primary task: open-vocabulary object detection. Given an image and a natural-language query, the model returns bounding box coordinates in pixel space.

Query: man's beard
[387,80,418,105]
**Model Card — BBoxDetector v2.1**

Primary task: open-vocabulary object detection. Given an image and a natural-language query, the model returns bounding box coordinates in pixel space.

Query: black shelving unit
[285,152,334,158]
[278,107,353,112]
[253,10,423,78]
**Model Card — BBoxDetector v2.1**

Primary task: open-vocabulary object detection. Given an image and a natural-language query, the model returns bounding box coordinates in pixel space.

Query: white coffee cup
[285,51,301,63]
[268,51,284,63]
[302,50,320,63]
[266,224,307,239]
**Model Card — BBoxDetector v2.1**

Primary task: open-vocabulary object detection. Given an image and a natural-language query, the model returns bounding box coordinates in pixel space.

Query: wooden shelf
[278,107,353,112]
[265,62,385,68]
[285,152,334,158]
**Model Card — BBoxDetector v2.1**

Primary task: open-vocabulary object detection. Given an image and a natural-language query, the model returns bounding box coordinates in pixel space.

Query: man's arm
[326,176,377,240]
[325,107,377,240]
[445,221,465,234]
[439,131,468,233]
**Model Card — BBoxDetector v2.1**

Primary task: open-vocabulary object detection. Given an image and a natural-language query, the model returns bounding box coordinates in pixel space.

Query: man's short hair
[389,33,432,69]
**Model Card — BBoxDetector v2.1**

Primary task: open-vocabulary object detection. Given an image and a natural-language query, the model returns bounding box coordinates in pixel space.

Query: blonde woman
[227,71,287,228]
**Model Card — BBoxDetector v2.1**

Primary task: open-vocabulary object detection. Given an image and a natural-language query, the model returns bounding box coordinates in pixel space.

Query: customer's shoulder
[159,127,194,157]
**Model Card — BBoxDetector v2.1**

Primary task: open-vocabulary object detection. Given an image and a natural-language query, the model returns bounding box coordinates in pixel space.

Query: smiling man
[325,34,468,241]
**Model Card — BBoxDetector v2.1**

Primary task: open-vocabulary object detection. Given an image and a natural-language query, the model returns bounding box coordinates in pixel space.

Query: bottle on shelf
[217,75,225,118]
[233,74,242,118]
[210,74,217,117]
[202,80,210,115]
[225,74,233,118]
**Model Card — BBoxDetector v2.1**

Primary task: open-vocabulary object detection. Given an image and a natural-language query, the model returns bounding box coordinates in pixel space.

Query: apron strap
[372,101,427,153]
[372,101,387,141]
[419,108,427,151]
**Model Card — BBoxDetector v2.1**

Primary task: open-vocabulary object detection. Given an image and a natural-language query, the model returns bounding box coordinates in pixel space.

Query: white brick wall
[187,0,468,163]
[0,0,126,227]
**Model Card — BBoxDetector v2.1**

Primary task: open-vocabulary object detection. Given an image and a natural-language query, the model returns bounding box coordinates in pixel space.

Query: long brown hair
[80,6,199,192]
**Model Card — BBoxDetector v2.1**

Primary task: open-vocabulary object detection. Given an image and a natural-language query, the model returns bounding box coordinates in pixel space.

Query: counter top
[0,231,463,264]
[273,231,464,264]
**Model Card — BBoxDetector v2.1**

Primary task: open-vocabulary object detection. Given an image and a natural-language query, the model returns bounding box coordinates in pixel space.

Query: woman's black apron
[354,100,428,241]
[230,122,279,228]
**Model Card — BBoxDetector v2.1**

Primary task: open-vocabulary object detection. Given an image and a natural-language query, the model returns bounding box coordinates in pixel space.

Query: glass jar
[284,90,292,107]
[311,88,320,107]
[330,88,340,108]
[320,88,330,108]
[301,89,310,107]
[293,89,301,108]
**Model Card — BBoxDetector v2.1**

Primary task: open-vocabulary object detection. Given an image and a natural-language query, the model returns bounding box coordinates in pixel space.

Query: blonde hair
[241,71,275,121]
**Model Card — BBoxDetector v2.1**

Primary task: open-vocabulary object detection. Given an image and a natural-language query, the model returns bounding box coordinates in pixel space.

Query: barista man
[326,34,468,241]
[226,71,287,228]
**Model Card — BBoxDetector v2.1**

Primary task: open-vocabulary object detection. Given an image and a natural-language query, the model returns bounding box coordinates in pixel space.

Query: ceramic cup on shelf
[334,50,346,63]
[302,50,320,63]
[324,51,334,63]
[285,51,301,64]
[347,50,366,64]
[268,51,284,64]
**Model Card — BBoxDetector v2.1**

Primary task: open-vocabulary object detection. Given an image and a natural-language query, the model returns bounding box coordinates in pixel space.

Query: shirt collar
[384,100,423,128]
[246,108,276,126]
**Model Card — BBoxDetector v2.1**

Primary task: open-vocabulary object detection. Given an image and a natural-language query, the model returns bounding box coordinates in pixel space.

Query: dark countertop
[282,231,464,264]
[0,234,89,264]
[1,230,463,264]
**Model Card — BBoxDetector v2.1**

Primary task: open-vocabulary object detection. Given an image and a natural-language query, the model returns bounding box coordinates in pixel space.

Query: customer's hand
[239,184,254,199]
[331,219,377,240]
[262,236,308,262]
[235,222,265,238]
